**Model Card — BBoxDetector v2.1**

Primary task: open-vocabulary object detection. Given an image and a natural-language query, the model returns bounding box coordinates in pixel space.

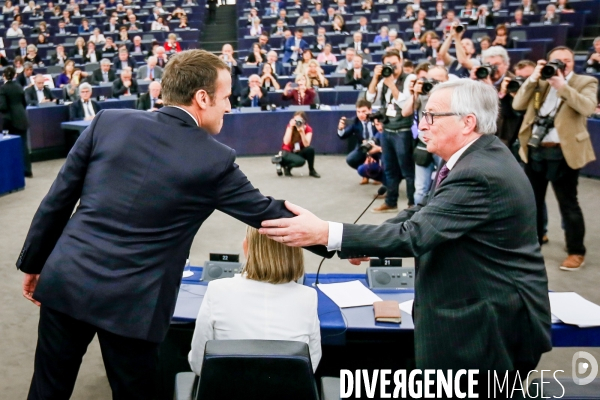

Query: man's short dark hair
[547,46,574,59]
[414,61,430,75]
[297,28,304,33]
[403,59,414,69]
[382,49,402,62]
[356,99,372,109]
[515,59,536,70]
[161,49,229,106]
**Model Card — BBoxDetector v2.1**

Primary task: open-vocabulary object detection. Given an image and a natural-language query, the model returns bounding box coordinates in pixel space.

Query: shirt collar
[170,106,199,126]
[446,137,479,170]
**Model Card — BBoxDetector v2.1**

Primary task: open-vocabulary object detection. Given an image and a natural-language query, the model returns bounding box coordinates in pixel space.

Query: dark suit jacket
[339,117,373,144]
[50,53,69,66]
[112,55,136,71]
[240,86,269,107]
[468,14,494,27]
[16,73,33,88]
[283,37,309,63]
[136,92,163,111]
[339,135,552,371]
[90,68,117,85]
[344,67,370,88]
[84,50,103,64]
[24,85,55,106]
[541,14,560,24]
[14,47,28,59]
[69,99,101,121]
[0,80,29,131]
[259,61,285,76]
[128,43,148,54]
[16,107,330,342]
[495,71,522,147]
[112,78,139,97]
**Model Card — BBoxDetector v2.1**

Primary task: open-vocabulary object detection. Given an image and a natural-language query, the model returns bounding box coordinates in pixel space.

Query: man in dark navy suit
[283,29,308,64]
[17,50,330,400]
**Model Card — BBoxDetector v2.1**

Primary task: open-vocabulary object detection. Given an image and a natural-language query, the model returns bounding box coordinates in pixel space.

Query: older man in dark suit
[69,83,100,120]
[260,79,552,394]
[240,74,268,107]
[112,67,139,97]
[17,50,330,400]
[24,74,55,106]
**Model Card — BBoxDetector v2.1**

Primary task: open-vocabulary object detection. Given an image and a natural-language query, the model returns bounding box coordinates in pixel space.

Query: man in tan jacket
[513,46,597,271]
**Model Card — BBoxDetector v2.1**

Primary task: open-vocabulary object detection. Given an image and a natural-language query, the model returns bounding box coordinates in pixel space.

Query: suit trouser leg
[97,328,160,400]
[550,161,586,255]
[524,161,550,246]
[281,150,306,170]
[297,146,316,171]
[28,306,96,400]
[345,148,367,170]
[381,131,401,207]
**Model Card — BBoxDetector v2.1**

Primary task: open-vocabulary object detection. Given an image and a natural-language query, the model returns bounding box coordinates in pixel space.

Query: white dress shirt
[188,275,321,374]
[531,71,573,144]
[326,137,478,251]
[36,89,46,104]
[365,73,414,107]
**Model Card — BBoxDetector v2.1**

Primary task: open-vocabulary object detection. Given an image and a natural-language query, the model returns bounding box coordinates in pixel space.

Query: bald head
[149,81,161,98]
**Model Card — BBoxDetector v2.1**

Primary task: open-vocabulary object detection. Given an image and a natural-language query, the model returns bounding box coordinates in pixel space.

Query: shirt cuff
[337,129,344,137]
[327,221,343,252]
[365,93,376,103]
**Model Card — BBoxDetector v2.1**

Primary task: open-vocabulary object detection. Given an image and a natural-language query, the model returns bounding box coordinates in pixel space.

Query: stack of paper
[549,292,600,328]
[317,281,382,308]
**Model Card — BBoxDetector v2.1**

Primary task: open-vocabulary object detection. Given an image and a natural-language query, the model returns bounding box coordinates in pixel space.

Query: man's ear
[195,89,208,110]
[463,114,477,133]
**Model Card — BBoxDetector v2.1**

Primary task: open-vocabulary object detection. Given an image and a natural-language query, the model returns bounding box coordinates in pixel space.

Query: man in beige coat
[513,46,597,271]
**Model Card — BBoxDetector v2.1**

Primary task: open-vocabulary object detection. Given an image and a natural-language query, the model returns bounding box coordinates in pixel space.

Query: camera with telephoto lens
[419,78,439,95]
[381,62,395,78]
[527,116,555,148]
[541,59,566,80]
[475,64,498,80]
[294,118,304,127]
[367,110,389,125]
[454,23,465,33]
[506,76,525,93]
[359,140,376,154]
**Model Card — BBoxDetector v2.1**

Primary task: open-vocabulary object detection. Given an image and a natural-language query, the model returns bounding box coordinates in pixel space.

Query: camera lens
[540,65,557,80]
[421,81,434,95]
[475,66,490,80]
[506,79,523,93]
[381,63,394,78]
[455,24,464,33]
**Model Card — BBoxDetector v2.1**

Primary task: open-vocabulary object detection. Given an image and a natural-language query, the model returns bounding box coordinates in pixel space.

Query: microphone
[313,186,387,286]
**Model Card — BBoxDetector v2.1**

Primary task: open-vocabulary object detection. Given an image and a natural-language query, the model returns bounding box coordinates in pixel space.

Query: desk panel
[0,135,25,195]
[581,119,600,179]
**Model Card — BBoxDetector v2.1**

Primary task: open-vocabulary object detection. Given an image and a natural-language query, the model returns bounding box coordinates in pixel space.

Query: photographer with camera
[357,118,386,185]
[337,99,382,184]
[438,22,481,78]
[272,112,321,178]
[366,50,416,212]
[513,46,598,271]
[401,65,448,205]
[474,46,523,148]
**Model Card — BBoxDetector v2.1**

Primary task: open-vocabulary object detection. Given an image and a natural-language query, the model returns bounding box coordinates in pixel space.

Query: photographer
[337,99,382,184]
[401,65,448,205]
[513,46,598,271]
[357,118,385,184]
[476,46,522,148]
[366,50,416,212]
[438,23,481,78]
[274,112,320,178]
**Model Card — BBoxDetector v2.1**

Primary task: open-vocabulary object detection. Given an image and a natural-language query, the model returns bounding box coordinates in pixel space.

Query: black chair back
[196,340,319,400]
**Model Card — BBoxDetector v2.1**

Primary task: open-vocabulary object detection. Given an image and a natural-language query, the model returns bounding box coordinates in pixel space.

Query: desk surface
[174,267,600,347]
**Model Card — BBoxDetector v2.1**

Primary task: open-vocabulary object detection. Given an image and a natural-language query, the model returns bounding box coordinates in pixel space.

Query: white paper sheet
[399,299,414,316]
[317,280,382,308]
[549,292,600,328]
[182,270,194,278]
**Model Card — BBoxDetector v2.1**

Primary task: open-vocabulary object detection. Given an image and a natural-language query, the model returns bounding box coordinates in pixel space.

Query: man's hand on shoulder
[259,201,329,247]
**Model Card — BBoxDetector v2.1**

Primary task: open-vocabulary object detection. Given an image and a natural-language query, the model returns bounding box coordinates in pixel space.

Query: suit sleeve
[16,111,104,274]
[25,88,36,106]
[188,284,215,375]
[557,77,598,116]
[512,77,537,111]
[69,103,83,121]
[0,88,8,112]
[339,168,491,258]
[215,150,333,258]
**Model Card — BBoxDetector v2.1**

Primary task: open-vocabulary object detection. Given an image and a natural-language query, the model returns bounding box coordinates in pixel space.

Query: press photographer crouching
[474,46,523,148]
[401,65,448,205]
[337,99,383,184]
[366,49,416,213]
[513,46,598,271]
[357,118,385,184]
[272,112,321,178]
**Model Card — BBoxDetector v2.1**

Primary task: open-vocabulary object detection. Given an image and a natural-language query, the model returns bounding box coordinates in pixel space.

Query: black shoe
[309,169,321,178]
[275,163,283,176]
[24,172,33,178]
[284,166,292,176]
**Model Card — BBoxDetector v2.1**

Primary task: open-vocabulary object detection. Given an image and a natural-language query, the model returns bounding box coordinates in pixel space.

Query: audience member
[84,42,102,64]
[262,51,285,76]
[437,9,460,31]
[50,45,68,67]
[250,18,263,36]
[102,37,119,57]
[70,37,86,58]
[24,45,42,66]
[415,10,431,30]
[311,34,327,54]
[357,16,370,33]
[331,15,348,34]
[490,0,505,15]
[112,47,135,72]
[220,44,242,107]
[260,63,280,91]
[105,16,120,32]
[91,59,117,85]
[373,26,389,44]
[88,28,106,45]
[556,0,574,13]
[408,20,424,43]
[257,33,271,54]
[16,62,34,87]
[128,36,147,54]
[24,74,54,106]
[492,24,512,48]
[541,4,560,24]
[137,81,163,111]
[517,0,538,15]
[154,46,169,68]
[138,56,163,81]
[241,74,269,108]
[271,19,287,36]
[311,3,325,16]
[283,29,308,63]
[69,83,100,120]
[316,44,336,65]
[510,9,530,26]
[585,37,600,73]
[0,66,30,177]
[337,99,379,181]
[164,33,182,53]
[337,0,348,14]
[245,43,266,65]
[275,112,320,177]
[336,47,355,73]
[434,1,445,19]
[14,38,28,59]
[296,10,315,26]
[380,29,398,50]
[6,21,24,37]
[305,60,328,88]
[468,5,493,28]
[188,226,321,374]
[78,18,92,34]
[112,67,139,97]
[283,75,315,106]
[63,69,89,102]
[513,46,598,271]
[438,24,481,78]
[348,31,370,55]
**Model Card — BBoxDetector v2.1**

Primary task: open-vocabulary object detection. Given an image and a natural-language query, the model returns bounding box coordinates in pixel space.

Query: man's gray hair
[430,79,498,135]
[79,82,92,94]
[482,46,510,66]
[100,58,111,65]
[594,36,600,46]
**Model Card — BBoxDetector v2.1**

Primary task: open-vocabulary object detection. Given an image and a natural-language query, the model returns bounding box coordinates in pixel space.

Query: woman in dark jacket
[0,67,31,176]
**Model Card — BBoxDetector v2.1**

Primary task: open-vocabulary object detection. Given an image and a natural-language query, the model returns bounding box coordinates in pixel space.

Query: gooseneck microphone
[313,186,387,286]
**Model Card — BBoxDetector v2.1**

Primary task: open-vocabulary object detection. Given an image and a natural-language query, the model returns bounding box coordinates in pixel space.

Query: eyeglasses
[421,111,463,125]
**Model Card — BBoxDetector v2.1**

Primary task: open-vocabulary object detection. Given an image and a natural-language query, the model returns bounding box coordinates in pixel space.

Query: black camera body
[294,118,304,127]
[367,110,389,125]
[359,140,375,154]
[475,64,498,80]
[381,62,395,78]
[454,23,465,33]
[420,78,439,95]
[506,77,525,94]
[541,59,566,80]
[528,116,555,147]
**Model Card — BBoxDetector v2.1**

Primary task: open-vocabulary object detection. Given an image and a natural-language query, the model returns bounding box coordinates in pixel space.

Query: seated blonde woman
[305,59,328,88]
[188,227,321,375]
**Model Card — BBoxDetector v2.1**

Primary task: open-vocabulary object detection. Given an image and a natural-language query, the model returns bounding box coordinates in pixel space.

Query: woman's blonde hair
[243,226,304,284]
